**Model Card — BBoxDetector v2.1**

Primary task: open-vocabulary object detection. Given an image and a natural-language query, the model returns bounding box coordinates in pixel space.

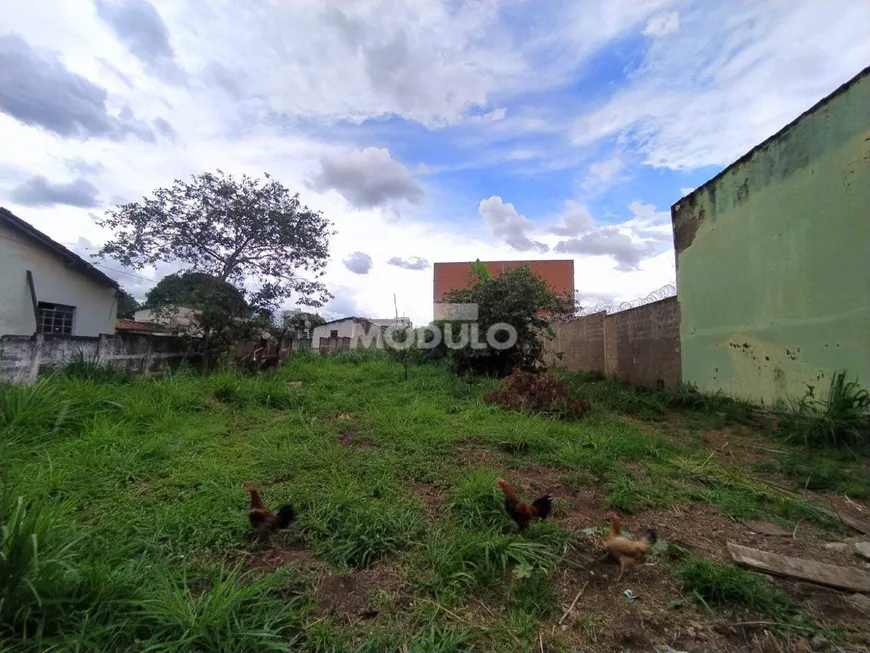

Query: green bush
[779,371,870,448]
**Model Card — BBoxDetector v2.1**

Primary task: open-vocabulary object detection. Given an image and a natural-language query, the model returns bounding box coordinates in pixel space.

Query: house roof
[0,207,120,290]
[116,319,166,333]
[317,316,377,328]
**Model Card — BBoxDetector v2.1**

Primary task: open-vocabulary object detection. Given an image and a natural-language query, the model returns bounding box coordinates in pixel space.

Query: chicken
[604,513,657,581]
[245,484,295,542]
[497,477,552,531]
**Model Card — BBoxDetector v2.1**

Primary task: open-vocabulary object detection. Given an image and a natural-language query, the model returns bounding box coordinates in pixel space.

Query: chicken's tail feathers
[270,504,295,530]
[531,495,553,520]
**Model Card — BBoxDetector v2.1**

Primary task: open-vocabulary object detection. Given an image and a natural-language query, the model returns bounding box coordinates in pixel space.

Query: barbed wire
[573,283,676,317]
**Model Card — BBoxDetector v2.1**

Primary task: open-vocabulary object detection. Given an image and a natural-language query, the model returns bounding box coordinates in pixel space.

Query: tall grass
[779,371,870,448]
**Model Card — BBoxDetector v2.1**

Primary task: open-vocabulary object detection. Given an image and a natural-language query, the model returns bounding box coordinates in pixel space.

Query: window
[330,329,339,339]
[37,302,75,335]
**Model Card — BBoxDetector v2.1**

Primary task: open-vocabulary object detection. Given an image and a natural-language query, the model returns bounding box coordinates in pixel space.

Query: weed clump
[484,370,590,419]
[778,371,870,448]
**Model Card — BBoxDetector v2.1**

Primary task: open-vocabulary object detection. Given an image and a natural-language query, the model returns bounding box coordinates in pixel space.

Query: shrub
[484,369,590,419]
[60,352,131,384]
[779,371,870,448]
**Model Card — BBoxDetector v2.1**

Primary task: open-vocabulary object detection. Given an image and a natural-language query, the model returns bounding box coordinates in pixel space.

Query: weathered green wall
[671,67,870,404]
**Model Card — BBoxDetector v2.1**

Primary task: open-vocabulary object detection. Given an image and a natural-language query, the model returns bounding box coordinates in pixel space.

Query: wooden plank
[26,270,39,330]
[837,508,870,536]
[727,542,870,593]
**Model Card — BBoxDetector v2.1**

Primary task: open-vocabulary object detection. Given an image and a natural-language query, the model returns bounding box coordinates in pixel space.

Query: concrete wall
[549,312,606,373]
[548,297,682,388]
[603,297,682,388]
[671,67,870,403]
[0,333,196,385]
[0,222,117,337]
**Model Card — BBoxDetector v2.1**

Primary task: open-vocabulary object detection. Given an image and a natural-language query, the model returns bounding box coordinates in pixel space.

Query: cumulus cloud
[11,176,101,209]
[0,33,156,141]
[555,229,655,272]
[94,0,183,81]
[343,251,373,275]
[479,195,548,253]
[549,200,594,237]
[309,148,423,210]
[387,256,429,271]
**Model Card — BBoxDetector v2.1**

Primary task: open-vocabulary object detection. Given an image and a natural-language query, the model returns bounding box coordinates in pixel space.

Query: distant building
[134,305,201,335]
[432,259,575,320]
[310,316,381,351]
[369,317,413,329]
[0,207,120,337]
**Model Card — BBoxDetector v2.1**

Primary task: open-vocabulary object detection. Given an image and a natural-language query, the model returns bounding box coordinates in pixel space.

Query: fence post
[97,333,109,366]
[26,333,44,385]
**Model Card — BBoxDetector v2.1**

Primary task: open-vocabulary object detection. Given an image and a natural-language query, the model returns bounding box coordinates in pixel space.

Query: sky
[1,0,869,327]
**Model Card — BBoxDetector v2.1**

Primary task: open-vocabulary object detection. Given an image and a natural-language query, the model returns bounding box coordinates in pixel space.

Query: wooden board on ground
[727,542,870,593]
[837,508,870,536]
[742,520,791,536]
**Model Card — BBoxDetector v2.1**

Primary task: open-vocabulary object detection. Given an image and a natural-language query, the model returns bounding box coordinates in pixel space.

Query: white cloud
[343,251,373,275]
[643,12,680,37]
[478,195,548,253]
[680,187,695,197]
[549,200,594,237]
[580,154,627,193]
[309,147,423,210]
[572,1,870,169]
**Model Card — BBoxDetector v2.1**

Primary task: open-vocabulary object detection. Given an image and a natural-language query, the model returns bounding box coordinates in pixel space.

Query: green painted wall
[671,68,870,404]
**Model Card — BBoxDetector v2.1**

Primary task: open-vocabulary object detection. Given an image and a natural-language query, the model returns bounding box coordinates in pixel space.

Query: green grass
[1,353,865,651]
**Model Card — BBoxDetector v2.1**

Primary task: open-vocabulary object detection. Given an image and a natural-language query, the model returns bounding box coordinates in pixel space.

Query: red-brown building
[433,259,575,319]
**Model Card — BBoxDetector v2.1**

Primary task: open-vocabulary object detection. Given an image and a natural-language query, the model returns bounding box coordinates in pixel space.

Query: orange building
[433,260,575,319]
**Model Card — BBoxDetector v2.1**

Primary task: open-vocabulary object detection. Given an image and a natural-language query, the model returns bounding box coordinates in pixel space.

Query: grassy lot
[2,352,869,652]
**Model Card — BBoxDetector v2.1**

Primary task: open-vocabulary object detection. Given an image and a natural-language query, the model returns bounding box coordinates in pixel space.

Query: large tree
[96,170,333,312]
[97,170,333,370]
[142,272,250,326]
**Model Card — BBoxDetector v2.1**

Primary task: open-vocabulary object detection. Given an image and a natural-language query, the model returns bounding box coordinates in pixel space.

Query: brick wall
[547,296,681,388]
[433,260,574,303]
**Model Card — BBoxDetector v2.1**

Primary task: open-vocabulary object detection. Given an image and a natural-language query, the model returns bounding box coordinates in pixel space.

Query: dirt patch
[407,481,447,519]
[243,535,328,576]
[454,442,506,468]
[338,428,375,450]
[313,561,407,621]
[546,541,756,653]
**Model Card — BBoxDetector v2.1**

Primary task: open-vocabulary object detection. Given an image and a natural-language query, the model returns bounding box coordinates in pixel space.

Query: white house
[0,208,120,337]
[311,316,383,350]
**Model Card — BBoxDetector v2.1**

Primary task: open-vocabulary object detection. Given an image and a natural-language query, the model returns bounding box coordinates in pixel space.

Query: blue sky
[1,0,868,326]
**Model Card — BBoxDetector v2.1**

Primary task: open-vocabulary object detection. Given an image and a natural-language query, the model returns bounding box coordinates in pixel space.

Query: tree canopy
[96,170,334,312]
[115,290,139,320]
[441,266,575,376]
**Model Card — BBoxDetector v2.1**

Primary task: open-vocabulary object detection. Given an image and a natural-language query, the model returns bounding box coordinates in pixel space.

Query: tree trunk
[201,326,212,374]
